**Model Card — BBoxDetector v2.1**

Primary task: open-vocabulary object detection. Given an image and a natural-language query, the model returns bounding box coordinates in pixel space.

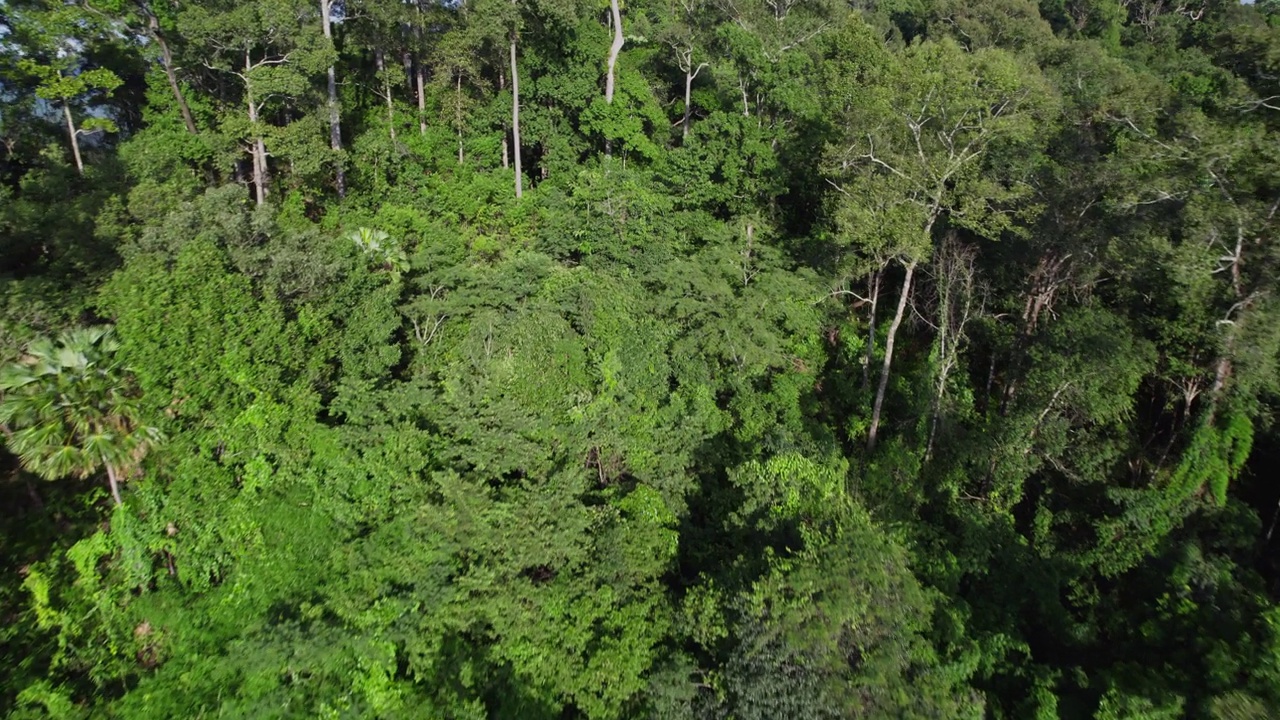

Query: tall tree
[180,0,331,204]
[12,1,124,175]
[823,28,1055,450]
[320,0,346,196]
[81,0,200,135]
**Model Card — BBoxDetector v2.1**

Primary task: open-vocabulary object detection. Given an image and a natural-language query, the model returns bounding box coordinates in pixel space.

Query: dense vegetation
[3,0,1280,716]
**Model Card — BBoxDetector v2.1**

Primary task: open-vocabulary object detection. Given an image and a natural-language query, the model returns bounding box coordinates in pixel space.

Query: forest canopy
[3,0,1280,716]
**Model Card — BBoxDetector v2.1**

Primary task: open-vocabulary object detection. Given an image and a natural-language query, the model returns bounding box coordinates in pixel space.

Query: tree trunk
[683,69,694,139]
[245,109,267,202]
[244,51,269,205]
[320,0,345,197]
[252,138,269,205]
[105,462,123,507]
[499,70,509,169]
[416,4,428,136]
[925,294,950,465]
[148,15,197,135]
[867,260,916,452]
[376,50,396,142]
[417,60,427,135]
[456,73,465,164]
[862,265,882,391]
[925,238,974,463]
[61,99,84,175]
[605,0,625,104]
[510,33,523,199]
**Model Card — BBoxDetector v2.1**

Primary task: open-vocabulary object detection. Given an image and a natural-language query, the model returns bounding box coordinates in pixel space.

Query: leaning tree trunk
[510,32,523,199]
[61,99,84,175]
[867,259,916,452]
[320,0,345,197]
[105,461,123,507]
[148,16,198,135]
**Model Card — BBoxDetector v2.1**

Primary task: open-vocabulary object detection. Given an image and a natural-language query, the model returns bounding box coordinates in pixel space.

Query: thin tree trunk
[605,0,625,103]
[868,260,916,452]
[510,33,522,199]
[926,297,950,464]
[416,3,428,135]
[499,70,509,169]
[1207,344,1235,425]
[148,16,197,135]
[683,69,694,139]
[376,50,396,142]
[61,99,84,175]
[320,0,345,197]
[862,266,882,391]
[105,462,123,507]
[416,61,427,135]
[456,73,465,164]
[925,238,974,463]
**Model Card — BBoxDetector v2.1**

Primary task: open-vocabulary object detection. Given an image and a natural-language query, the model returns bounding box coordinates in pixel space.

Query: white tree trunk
[417,62,427,135]
[868,260,916,452]
[61,99,84,175]
[244,51,269,205]
[416,3,428,136]
[105,461,123,507]
[321,0,345,197]
[510,34,522,199]
[499,70,509,169]
[605,0,625,104]
[457,73,465,164]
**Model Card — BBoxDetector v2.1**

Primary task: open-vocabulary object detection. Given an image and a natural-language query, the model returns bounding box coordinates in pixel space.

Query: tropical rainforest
[3,0,1280,716]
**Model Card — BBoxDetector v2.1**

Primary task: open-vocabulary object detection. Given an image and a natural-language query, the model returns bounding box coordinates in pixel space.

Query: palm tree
[0,326,161,507]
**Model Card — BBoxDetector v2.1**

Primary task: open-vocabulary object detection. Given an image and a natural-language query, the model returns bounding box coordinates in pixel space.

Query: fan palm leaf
[0,326,161,506]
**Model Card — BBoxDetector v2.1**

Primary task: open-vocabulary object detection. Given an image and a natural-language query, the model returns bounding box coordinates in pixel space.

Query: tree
[320,0,346,196]
[179,0,332,204]
[80,0,201,136]
[655,0,715,139]
[0,327,161,507]
[823,27,1056,450]
[12,1,125,175]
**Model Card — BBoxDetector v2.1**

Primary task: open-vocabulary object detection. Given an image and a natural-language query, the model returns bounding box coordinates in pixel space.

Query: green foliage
[5,0,1280,717]
[349,227,410,278]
